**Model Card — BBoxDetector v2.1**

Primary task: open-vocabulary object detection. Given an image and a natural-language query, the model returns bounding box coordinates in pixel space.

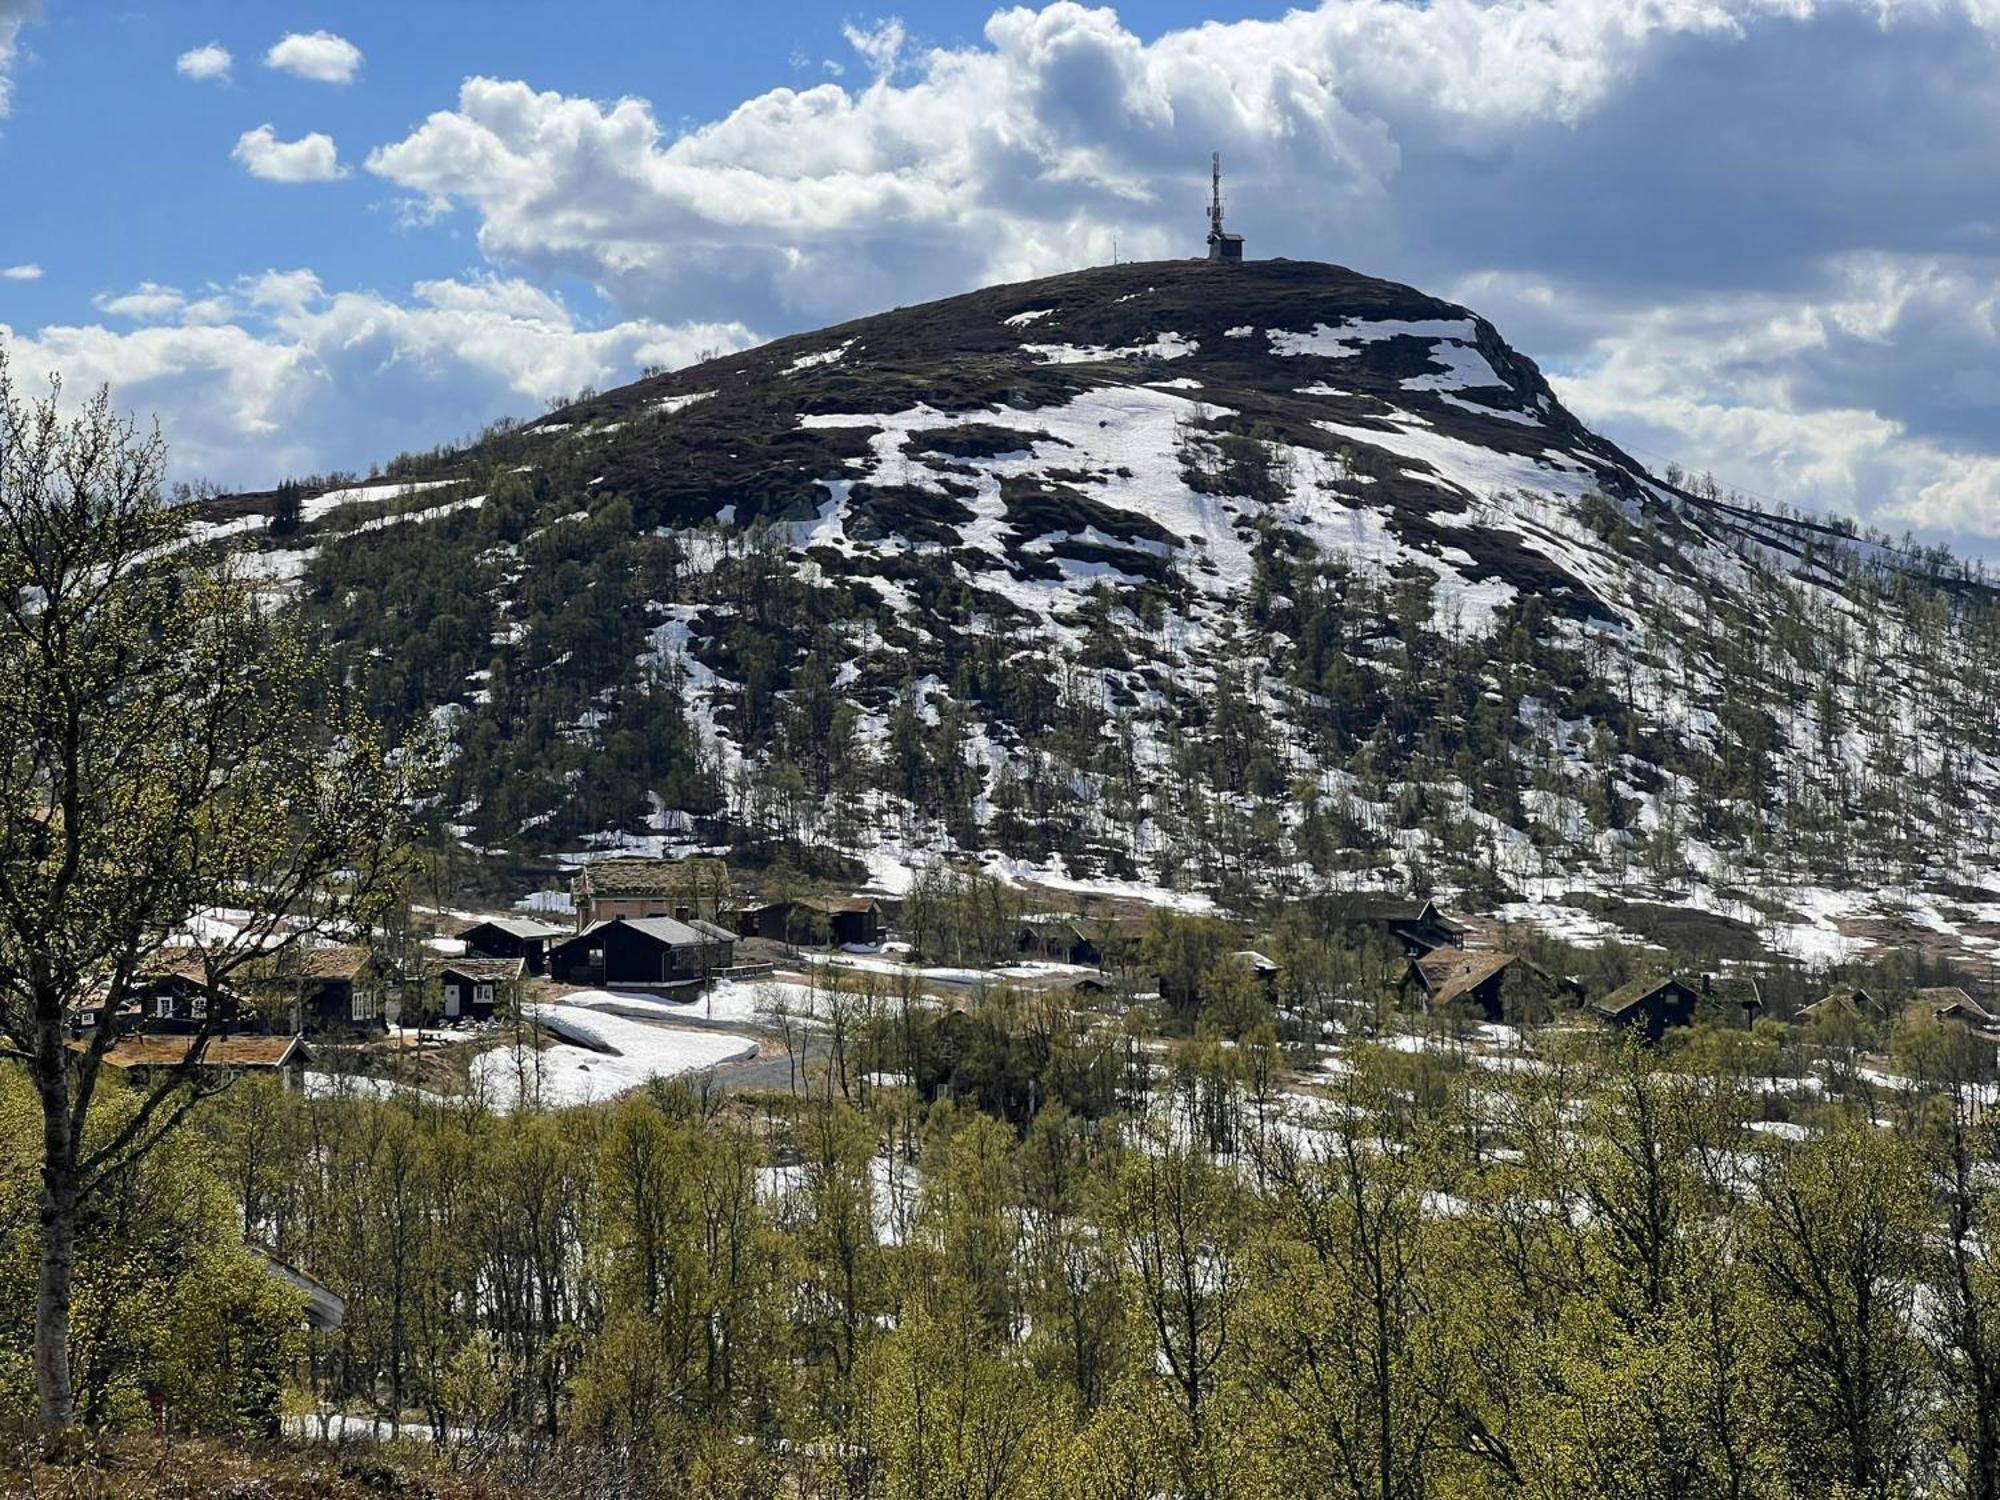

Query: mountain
[215,257,2000,964]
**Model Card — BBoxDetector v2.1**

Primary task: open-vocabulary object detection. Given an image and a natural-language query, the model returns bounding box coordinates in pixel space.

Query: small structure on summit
[1206,152,1243,262]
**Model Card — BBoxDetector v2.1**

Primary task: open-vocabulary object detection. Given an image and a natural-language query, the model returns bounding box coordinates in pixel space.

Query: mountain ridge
[206,256,2000,967]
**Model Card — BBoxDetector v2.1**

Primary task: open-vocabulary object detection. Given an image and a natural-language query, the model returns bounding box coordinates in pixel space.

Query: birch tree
[0,357,417,1431]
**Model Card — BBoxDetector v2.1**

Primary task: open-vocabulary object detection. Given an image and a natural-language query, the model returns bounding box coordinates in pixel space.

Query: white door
[444,982,461,1018]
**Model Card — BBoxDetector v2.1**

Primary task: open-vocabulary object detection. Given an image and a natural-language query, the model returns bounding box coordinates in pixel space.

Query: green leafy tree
[0,358,418,1431]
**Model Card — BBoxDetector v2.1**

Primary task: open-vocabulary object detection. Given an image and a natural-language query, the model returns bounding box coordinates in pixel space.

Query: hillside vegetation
[219,258,2000,955]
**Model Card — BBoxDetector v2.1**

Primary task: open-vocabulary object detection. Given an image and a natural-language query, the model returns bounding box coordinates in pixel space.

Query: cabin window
[474,982,493,1005]
[190,995,207,1021]
[350,991,375,1023]
[154,996,171,1019]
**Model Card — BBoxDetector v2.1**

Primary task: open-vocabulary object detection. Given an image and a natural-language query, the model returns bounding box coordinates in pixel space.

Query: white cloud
[175,42,231,83]
[264,29,362,84]
[0,0,39,120]
[2,262,40,280]
[232,124,346,183]
[842,17,907,78]
[0,272,755,486]
[355,0,2000,549]
[94,282,188,320]
[1472,252,2000,539]
[364,1,1771,328]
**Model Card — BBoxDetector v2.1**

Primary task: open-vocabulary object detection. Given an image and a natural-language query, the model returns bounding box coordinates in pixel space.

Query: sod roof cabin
[1593,975,1702,1042]
[81,1031,313,1087]
[131,945,247,1035]
[422,955,527,1024]
[734,896,883,948]
[1325,895,1467,958]
[1015,918,1102,967]
[1795,985,1886,1025]
[1405,949,1568,1025]
[1907,986,2000,1035]
[1592,971,1763,1041]
[241,945,389,1034]
[571,857,730,928]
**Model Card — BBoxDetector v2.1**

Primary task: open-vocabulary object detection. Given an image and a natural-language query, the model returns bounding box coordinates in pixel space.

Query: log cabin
[548,916,736,993]
[458,916,568,975]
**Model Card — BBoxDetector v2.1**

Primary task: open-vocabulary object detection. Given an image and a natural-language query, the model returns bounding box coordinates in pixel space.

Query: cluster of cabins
[73,856,2000,1086]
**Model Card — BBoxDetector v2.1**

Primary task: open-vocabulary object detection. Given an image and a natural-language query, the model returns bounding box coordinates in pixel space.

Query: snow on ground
[238,546,316,586]
[654,390,715,414]
[301,478,461,524]
[756,1154,923,1245]
[346,494,485,534]
[1400,340,1506,393]
[304,1073,455,1107]
[1021,332,1195,363]
[785,340,856,374]
[472,1004,756,1111]
[1267,318,1478,358]
[561,979,842,1028]
[1002,307,1056,326]
[981,851,1218,913]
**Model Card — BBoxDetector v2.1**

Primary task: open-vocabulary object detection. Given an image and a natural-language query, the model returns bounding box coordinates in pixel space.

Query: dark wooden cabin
[1593,975,1701,1043]
[1016,919,1101,967]
[1328,895,1467,958]
[427,955,526,1024]
[1406,949,1577,1025]
[1794,985,1885,1026]
[458,917,568,975]
[132,946,247,1035]
[1907,986,2000,1037]
[247,945,386,1034]
[548,916,735,992]
[1702,972,1763,1026]
[735,896,883,948]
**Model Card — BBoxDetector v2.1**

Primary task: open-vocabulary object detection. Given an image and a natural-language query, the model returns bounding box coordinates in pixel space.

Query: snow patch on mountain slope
[1267,318,1479,358]
[785,340,856,374]
[1023,332,1196,363]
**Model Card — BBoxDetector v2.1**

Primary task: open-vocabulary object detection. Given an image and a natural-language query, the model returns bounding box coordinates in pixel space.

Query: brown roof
[739,895,879,917]
[1415,949,1516,1009]
[1796,986,1882,1022]
[293,945,371,981]
[91,1033,310,1070]
[577,859,683,896]
[139,945,213,982]
[432,955,525,983]
[1912,987,1999,1026]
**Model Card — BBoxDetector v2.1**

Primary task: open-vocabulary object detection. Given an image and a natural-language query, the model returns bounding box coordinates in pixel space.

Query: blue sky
[5,1,2000,551]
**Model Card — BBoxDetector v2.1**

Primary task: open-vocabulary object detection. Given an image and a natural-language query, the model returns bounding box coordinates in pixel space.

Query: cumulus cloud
[3,262,40,280]
[232,124,345,183]
[359,0,2000,542]
[175,41,231,82]
[264,29,361,84]
[0,272,754,486]
[1487,254,2000,542]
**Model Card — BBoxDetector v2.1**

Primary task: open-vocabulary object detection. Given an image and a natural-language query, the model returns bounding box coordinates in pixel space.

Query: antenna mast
[1205,152,1244,262]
